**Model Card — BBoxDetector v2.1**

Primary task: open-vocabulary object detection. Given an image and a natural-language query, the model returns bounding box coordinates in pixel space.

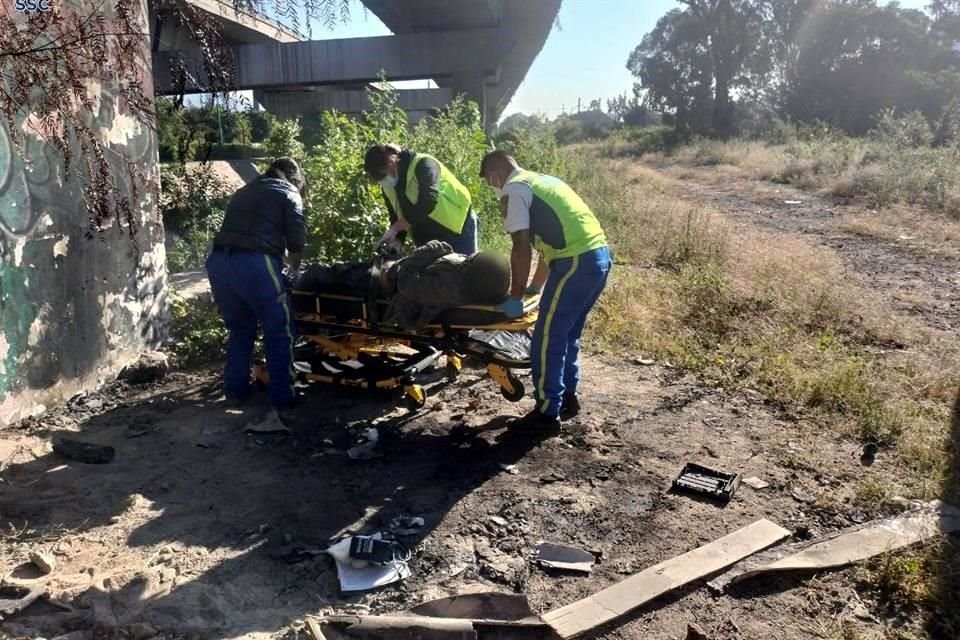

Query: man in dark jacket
[364,144,478,255]
[205,157,306,415]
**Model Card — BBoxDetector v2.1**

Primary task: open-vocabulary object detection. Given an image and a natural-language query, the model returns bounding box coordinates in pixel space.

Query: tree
[0,0,350,242]
[265,119,305,159]
[629,9,715,134]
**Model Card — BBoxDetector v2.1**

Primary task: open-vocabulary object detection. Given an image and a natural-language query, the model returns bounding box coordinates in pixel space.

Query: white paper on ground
[334,557,411,594]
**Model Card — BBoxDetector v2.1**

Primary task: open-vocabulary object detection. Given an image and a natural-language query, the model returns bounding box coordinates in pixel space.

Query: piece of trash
[499,463,520,475]
[897,235,915,241]
[244,410,292,434]
[52,437,115,464]
[632,357,655,366]
[860,442,878,466]
[307,614,473,640]
[29,551,55,575]
[719,501,960,588]
[743,476,769,490]
[488,516,509,528]
[791,487,816,504]
[784,200,802,205]
[347,427,381,460]
[406,592,541,624]
[389,516,425,536]
[536,542,597,574]
[671,463,742,503]
[333,552,411,594]
[326,533,412,593]
[542,519,790,639]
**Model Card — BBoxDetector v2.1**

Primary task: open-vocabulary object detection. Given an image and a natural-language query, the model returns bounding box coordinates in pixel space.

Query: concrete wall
[0,0,167,427]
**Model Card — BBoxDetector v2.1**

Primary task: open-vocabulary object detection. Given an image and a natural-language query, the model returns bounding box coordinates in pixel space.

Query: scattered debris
[389,516,425,536]
[347,428,381,460]
[860,442,879,466]
[52,437,115,464]
[542,519,791,639]
[118,351,170,385]
[499,463,520,475]
[244,410,293,434]
[536,542,597,574]
[685,623,714,640]
[671,463,742,503]
[326,533,412,594]
[724,501,960,587]
[784,200,802,205]
[791,487,816,504]
[742,476,769,490]
[29,551,55,575]
[540,471,566,484]
[632,357,655,366]
[0,585,45,619]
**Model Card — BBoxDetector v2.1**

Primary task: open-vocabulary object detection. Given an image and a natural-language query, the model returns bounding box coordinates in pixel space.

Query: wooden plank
[542,519,791,639]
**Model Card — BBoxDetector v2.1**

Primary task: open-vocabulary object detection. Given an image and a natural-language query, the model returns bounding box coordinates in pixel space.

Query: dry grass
[572,149,959,494]
[572,150,960,635]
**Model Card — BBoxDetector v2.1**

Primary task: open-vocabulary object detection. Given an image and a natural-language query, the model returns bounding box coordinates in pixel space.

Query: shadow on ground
[0,372,546,639]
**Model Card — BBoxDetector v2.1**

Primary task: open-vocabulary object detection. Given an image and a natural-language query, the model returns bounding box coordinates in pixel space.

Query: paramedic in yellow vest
[480,150,612,437]
[364,144,478,255]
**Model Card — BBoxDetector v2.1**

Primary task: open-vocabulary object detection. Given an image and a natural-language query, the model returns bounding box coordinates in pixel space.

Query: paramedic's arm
[284,191,306,272]
[381,193,409,243]
[530,252,549,290]
[509,230,533,299]
[403,157,441,224]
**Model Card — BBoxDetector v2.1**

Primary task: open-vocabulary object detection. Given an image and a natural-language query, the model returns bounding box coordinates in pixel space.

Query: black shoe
[506,409,561,437]
[560,393,581,420]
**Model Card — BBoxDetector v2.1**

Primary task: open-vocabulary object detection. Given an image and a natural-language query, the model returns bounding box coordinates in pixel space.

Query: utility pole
[577,97,581,114]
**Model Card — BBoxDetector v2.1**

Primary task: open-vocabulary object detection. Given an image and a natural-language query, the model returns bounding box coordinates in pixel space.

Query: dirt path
[665,167,960,334]
[2,169,953,640]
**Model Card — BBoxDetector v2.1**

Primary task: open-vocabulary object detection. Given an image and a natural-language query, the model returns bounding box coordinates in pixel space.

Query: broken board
[727,501,960,586]
[542,519,791,639]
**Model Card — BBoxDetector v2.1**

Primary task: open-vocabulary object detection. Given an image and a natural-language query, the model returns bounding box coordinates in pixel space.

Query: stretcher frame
[252,290,539,410]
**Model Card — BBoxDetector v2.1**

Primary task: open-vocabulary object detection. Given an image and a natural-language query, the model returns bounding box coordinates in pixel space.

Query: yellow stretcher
[252,290,539,410]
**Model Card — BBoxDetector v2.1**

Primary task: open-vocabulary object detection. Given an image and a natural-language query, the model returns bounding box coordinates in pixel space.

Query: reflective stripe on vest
[381,153,472,242]
[505,169,607,263]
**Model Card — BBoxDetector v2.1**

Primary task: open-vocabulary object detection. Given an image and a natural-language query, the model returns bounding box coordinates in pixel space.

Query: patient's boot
[559,393,581,420]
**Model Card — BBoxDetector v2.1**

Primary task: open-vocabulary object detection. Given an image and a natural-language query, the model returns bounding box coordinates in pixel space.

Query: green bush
[169,295,227,369]
[266,119,306,160]
[160,164,231,273]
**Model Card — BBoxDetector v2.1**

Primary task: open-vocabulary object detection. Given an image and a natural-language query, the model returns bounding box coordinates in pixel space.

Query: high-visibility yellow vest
[382,153,471,242]
[505,169,607,263]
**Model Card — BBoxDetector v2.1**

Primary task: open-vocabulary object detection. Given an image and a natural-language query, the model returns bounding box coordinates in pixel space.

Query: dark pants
[205,248,296,408]
[449,211,479,255]
[531,246,613,416]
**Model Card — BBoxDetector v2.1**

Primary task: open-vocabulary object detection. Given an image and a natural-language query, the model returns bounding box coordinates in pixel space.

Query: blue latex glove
[496,297,525,319]
[524,285,542,296]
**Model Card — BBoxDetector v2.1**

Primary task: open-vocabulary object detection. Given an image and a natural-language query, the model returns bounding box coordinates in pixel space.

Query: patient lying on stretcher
[295,240,510,330]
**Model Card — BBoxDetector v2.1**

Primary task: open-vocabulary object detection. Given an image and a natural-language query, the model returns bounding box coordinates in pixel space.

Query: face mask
[379,174,398,190]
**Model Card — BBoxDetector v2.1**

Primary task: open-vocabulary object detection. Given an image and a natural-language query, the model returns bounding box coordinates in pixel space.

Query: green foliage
[160,164,232,273]
[169,295,227,369]
[248,109,276,143]
[265,119,306,160]
[871,109,934,149]
[234,114,253,145]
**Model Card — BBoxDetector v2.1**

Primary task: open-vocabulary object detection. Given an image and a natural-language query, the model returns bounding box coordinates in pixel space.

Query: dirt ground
[1,168,957,640]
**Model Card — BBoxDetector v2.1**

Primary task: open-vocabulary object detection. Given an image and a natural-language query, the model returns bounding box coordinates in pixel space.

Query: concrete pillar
[0,0,166,426]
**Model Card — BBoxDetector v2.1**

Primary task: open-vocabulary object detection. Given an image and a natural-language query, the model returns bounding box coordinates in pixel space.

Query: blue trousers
[449,211,478,255]
[531,246,612,416]
[205,249,296,408]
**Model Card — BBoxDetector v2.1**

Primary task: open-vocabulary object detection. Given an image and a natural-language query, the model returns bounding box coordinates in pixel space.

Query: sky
[219,0,935,121]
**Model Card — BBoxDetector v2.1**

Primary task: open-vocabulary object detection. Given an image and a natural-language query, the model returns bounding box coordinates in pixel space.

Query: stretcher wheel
[405,384,427,411]
[445,355,462,381]
[500,374,525,402]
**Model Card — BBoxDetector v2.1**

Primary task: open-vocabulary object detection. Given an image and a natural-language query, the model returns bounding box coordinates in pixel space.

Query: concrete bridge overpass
[151,0,561,128]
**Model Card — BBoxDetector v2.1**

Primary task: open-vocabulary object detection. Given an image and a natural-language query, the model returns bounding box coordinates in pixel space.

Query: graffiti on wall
[0,0,167,421]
